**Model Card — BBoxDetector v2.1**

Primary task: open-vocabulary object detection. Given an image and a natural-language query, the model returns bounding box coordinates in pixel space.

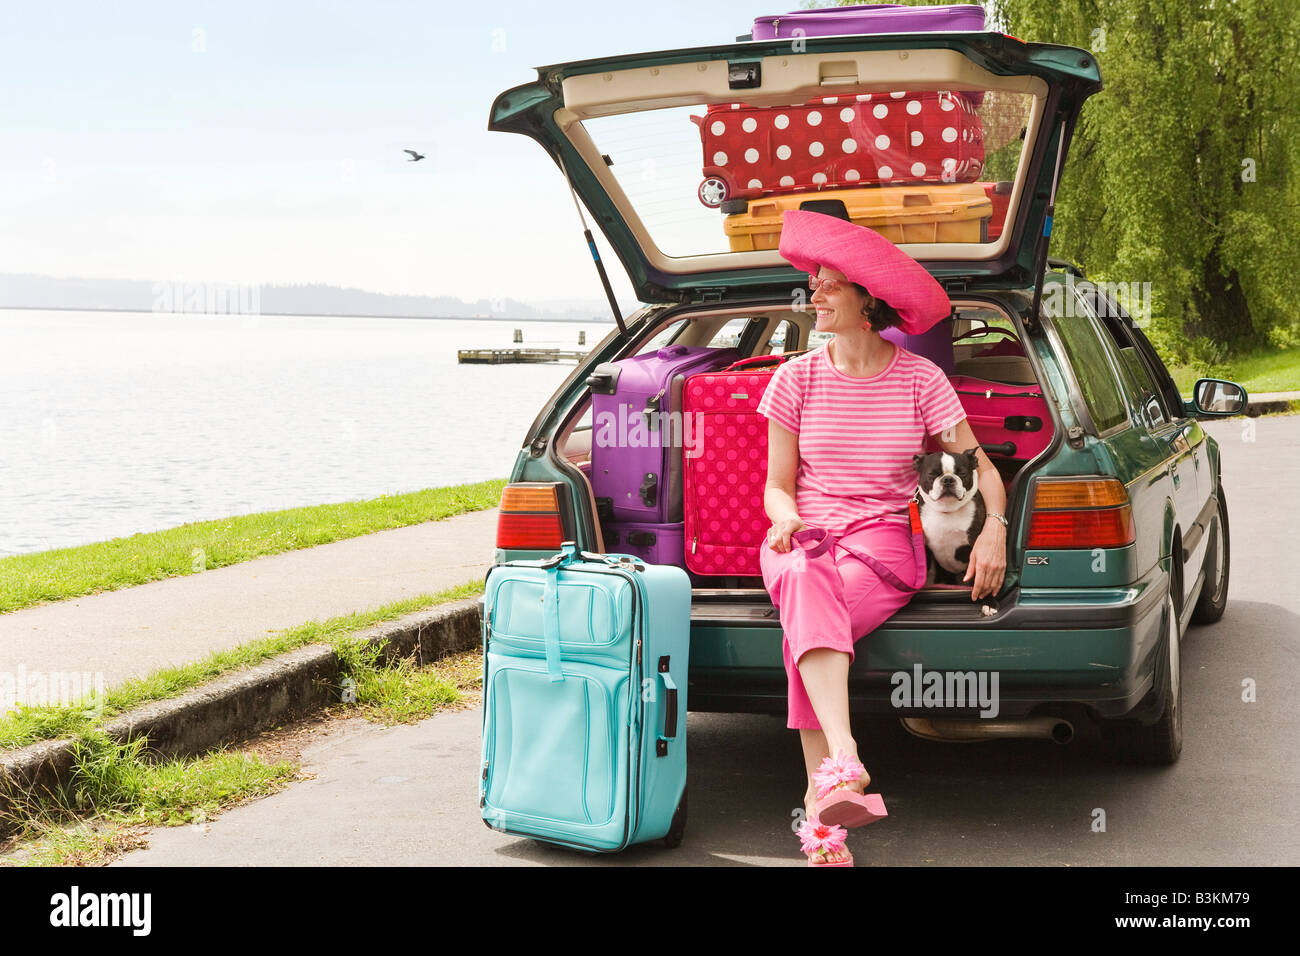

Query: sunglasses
[808,274,866,296]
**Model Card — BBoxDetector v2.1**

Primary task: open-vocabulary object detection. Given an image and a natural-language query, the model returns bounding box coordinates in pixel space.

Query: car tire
[663,787,687,848]
[1190,489,1229,625]
[1101,589,1182,765]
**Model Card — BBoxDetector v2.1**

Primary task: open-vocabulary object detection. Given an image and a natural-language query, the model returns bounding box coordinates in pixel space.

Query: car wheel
[1101,589,1182,765]
[663,787,687,848]
[1190,489,1229,625]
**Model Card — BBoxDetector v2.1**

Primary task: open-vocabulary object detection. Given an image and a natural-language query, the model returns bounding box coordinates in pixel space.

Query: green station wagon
[486,29,1245,764]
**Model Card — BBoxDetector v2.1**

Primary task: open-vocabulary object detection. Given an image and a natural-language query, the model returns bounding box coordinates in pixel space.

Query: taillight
[1025,478,1135,549]
[496,482,569,550]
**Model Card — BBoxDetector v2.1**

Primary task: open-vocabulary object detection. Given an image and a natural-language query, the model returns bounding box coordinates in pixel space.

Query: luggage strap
[540,544,579,682]
[514,542,644,683]
[789,498,926,593]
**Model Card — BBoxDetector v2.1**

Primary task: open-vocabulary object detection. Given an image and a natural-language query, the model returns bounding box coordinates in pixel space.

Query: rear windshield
[581,86,1033,258]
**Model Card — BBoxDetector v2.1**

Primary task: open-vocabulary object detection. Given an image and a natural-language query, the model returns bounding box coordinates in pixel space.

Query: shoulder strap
[793,503,927,593]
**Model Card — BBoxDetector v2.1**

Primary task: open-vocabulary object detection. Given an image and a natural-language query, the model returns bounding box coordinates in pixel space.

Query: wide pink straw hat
[777,209,952,335]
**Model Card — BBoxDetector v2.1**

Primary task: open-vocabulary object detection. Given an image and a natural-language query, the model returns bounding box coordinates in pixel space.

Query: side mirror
[1191,378,1247,416]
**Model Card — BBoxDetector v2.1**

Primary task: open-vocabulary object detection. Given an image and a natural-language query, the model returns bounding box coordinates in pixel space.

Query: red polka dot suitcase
[681,356,791,578]
[690,91,985,210]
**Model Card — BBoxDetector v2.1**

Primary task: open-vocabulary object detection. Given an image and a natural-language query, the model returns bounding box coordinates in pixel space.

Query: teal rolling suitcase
[479,543,690,852]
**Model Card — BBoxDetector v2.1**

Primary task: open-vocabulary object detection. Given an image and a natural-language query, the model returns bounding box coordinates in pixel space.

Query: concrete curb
[0,596,482,836]
[1244,392,1300,414]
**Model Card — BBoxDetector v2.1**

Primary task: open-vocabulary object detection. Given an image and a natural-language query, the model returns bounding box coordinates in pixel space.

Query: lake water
[0,310,615,555]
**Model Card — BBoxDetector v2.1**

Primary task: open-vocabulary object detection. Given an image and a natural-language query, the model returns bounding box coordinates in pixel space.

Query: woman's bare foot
[811,759,871,797]
[802,790,851,864]
[819,740,870,790]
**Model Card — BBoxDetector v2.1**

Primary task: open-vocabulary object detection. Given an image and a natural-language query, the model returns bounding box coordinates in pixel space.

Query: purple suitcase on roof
[586,344,740,525]
[750,3,986,40]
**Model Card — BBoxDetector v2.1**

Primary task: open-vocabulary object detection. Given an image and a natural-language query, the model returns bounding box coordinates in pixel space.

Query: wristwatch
[985,511,1009,529]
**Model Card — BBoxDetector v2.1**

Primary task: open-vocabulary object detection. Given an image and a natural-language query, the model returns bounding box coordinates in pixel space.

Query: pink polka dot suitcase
[681,358,786,578]
[691,92,986,210]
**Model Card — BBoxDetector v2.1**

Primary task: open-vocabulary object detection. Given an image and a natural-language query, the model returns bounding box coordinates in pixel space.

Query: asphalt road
[113,415,1299,866]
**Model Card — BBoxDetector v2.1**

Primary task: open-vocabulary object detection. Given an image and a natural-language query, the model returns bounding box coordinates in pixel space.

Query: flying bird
[403,149,426,162]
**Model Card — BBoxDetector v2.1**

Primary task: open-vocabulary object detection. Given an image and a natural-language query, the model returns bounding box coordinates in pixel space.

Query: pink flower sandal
[812,751,888,829]
[797,816,852,867]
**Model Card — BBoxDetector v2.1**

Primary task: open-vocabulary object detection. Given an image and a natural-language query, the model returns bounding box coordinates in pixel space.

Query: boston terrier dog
[912,448,998,616]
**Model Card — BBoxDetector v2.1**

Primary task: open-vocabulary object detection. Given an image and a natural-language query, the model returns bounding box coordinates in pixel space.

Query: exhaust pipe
[900,716,1074,745]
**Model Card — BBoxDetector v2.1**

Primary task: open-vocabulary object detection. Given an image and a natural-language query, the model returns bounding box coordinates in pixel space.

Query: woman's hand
[963,518,1007,600]
[766,516,807,553]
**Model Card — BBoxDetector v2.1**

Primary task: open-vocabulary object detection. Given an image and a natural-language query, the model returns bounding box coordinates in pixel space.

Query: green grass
[346,652,467,724]
[3,734,298,866]
[0,478,505,615]
[62,733,298,827]
[7,819,151,867]
[1167,345,1300,396]
[0,580,485,751]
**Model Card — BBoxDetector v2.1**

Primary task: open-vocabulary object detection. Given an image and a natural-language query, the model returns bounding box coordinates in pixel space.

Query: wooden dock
[457,348,590,365]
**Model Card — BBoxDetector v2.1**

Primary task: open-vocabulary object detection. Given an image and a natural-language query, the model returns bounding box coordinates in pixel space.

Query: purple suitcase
[750,3,986,40]
[586,344,740,524]
[881,314,955,376]
[603,520,686,568]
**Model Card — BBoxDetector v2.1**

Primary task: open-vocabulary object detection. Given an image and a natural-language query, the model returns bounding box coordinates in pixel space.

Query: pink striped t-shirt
[756,341,967,536]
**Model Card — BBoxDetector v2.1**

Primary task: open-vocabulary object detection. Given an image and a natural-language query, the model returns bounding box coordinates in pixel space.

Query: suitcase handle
[980,441,1017,458]
[658,656,678,751]
[723,349,810,372]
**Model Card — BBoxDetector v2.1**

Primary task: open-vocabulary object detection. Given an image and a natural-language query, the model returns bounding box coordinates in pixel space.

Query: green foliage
[987,0,1300,352]
[822,1,1300,356]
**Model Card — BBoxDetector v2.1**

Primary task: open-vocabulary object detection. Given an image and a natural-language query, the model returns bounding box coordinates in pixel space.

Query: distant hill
[0,273,630,323]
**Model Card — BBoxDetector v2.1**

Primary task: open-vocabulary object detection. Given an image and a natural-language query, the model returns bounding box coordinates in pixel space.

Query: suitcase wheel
[663,787,688,849]
[698,178,728,208]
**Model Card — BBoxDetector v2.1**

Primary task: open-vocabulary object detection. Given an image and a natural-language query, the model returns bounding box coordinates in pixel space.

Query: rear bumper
[686,564,1169,721]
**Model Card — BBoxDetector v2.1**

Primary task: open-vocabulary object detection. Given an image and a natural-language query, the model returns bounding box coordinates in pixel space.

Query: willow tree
[986,0,1300,357]
[821,0,1299,358]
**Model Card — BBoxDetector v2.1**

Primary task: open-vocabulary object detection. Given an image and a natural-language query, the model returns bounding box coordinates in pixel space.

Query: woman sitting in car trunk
[757,210,1008,867]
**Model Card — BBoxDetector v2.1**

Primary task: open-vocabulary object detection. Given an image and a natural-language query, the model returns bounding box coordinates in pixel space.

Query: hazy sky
[0,0,796,307]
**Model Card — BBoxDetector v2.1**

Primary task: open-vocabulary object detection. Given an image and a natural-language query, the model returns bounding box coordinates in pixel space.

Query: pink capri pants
[759,517,919,730]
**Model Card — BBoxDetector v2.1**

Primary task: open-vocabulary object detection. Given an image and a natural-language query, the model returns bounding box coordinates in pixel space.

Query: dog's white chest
[924,509,975,573]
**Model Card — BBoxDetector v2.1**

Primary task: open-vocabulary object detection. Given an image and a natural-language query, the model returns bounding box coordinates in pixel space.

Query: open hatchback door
[488,31,1102,306]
